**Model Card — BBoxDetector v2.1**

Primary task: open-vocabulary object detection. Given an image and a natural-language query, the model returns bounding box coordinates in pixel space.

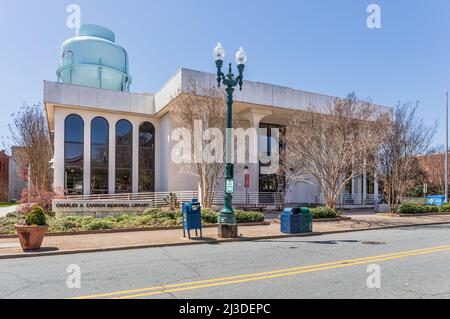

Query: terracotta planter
[15,224,48,251]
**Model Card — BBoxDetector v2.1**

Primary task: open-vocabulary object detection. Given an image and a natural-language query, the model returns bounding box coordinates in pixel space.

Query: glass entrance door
[259,123,285,204]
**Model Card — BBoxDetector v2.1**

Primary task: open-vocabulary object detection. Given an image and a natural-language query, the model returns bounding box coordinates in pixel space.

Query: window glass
[91,117,109,194]
[115,120,132,193]
[64,115,84,195]
[139,122,155,192]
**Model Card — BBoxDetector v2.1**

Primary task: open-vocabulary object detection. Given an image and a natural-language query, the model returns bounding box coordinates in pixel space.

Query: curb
[390,213,450,218]
[272,217,351,224]
[1,220,450,260]
[0,232,322,260]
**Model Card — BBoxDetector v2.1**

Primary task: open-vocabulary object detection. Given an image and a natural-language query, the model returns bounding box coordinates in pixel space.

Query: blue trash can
[182,199,203,239]
[280,207,313,234]
[280,208,302,234]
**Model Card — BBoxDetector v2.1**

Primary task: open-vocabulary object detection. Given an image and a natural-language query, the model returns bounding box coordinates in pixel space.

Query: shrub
[439,204,450,213]
[399,203,424,214]
[84,220,114,230]
[48,218,81,232]
[25,206,47,226]
[143,208,181,219]
[143,208,163,216]
[20,188,65,214]
[200,209,264,224]
[424,205,439,213]
[0,216,21,234]
[310,206,340,219]
[235,210,265,223]
[201,208,219,224]
[398,203,439,214]
[163,193,180,210]
[136,214,159,226]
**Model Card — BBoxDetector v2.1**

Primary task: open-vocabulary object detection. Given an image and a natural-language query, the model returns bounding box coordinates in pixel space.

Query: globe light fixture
[235,47,247,65]
[214,42,225,61]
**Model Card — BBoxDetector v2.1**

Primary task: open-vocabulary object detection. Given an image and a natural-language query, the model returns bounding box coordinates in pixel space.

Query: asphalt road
[2,224,450,299]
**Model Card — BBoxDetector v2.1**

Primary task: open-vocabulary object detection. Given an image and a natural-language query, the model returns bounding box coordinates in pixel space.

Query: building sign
[52,199,155,217]
[54,202,152,209]
[226,180,234,194]
[245,174,250,189]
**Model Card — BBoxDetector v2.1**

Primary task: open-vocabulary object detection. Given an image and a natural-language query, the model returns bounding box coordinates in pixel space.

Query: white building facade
[45,68,390,213]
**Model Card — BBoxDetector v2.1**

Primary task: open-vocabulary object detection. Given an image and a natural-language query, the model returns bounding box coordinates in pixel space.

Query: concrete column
[108,119,116,194]
[132,122,139,193]
[239,109,272,204]
[53,110,65,191]
[83,115,92,195]
[351,175,355,197]
[374,176,379,202]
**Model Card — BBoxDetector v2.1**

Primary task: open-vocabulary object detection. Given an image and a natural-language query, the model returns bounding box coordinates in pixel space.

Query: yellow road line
[71,244,450,299]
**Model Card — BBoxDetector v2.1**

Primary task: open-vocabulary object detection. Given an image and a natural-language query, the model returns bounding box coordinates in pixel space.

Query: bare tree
[9,103,53,191]
[375,102,435,211]
[170,88,232,208]
[285,93,389,208]
[416,146,446,195]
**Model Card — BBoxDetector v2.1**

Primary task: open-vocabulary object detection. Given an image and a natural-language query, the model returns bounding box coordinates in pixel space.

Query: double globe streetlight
[213,43,247,238]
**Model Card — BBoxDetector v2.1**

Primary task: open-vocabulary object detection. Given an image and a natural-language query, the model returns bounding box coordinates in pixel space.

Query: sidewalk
[2,214,450,259]
[0,205,19,218]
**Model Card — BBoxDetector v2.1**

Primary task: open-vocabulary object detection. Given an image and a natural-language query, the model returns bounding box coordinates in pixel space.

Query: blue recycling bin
[182,199,203,239]
[280,207,313,234]
[426,195,446,206]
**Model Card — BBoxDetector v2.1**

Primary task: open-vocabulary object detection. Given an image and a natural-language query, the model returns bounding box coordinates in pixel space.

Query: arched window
[65,114,84,195]
[115,120,133,193]
[139,122,155,192]
[91,117,109,194]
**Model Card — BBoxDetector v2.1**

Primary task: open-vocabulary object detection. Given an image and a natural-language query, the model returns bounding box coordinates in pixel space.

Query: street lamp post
[214,43,247,238]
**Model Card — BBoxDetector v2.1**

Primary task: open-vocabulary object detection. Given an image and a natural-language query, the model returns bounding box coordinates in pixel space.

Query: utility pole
[446,91,449,203]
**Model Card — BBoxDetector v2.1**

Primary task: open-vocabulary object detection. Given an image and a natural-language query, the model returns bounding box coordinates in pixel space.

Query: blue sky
[0,0,449,148]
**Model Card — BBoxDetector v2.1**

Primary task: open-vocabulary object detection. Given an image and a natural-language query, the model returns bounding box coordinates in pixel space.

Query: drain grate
[362,241,386,245]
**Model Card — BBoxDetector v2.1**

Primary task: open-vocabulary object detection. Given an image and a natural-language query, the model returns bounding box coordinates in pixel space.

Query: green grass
[0,202,18,208]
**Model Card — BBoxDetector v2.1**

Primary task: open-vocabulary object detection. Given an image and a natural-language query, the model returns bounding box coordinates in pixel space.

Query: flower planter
[15,224,48,251]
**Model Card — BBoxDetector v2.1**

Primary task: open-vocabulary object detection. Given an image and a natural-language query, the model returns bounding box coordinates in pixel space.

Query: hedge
[310,207,340,219]
[399,203,440,214]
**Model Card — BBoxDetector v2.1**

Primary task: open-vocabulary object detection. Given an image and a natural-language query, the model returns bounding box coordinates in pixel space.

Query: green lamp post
[213,43,247,238]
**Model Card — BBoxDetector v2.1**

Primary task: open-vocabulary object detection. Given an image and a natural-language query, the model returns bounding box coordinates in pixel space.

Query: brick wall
[0,152,9,202]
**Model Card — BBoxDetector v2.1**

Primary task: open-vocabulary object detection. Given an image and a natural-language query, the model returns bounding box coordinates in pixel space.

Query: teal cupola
[56,24,132,91]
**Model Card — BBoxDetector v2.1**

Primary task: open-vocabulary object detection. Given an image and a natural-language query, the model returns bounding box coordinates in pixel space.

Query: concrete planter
[375,203,391,213]
[15,224,48,251]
